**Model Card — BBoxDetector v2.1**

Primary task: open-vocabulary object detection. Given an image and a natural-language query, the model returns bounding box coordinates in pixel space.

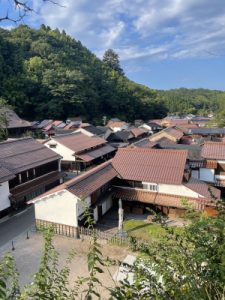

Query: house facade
[31,148,220,233]
[44,132,116,172]
[195,142,225,188]
[0,137,62,209]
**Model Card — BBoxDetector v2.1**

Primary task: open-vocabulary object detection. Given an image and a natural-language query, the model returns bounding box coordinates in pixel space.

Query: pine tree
[103,49,124,75]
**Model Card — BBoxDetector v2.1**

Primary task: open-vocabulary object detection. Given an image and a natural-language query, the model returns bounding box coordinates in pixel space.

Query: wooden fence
[36,219,149,248]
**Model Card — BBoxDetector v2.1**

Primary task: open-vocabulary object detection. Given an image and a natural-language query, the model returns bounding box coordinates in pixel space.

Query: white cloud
[32,0,225,69]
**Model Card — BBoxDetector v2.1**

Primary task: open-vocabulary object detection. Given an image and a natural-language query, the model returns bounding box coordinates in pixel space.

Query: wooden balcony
[10,171,61,201]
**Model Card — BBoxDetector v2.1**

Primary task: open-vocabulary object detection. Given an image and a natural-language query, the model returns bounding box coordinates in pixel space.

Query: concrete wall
[45,140,75,162]
[0,181,11,212]
[34,190,79,227]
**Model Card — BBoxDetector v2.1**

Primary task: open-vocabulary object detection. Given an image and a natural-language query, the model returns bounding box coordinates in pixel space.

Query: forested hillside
[158,88,225,115]
[0,25,167,123]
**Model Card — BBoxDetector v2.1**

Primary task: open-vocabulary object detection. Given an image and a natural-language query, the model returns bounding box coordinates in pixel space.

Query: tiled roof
[201,142,225,160]
[113,187,214,210]
[52,132,107,153]
[0,137,61,174]
[131,138,157,149]
[67,161,117,198]
[0,167,15,183]
[188,128,225,135]
[29,161,118,202]
[108,131,132,142]
[184,178,221,201]
[112,148,188,184]
[130,128,146,138]
[107,121,127,128]
[159,144,202,160]
[163,127,184,140]
[76,144,115,162]
[0,108,31,129]
[81,125,104,136]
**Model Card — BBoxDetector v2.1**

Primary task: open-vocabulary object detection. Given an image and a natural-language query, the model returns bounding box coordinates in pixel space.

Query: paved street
[0,206,35,248]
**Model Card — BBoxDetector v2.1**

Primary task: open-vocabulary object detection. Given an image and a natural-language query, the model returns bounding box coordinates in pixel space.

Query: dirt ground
[0,231,131,299]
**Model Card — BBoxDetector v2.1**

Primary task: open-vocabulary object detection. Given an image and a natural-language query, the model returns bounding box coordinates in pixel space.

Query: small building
[0,108,32,138]
[44,132,116,171]
[150,127,184,144]
[106,119,129,132]
[0,167,15,217]
[0,137,62,209]
[198,142,225,188]
[29,160,118,235]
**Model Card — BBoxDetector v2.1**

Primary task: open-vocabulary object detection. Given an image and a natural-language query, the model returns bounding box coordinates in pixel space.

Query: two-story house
[0,137,61,210]
[44,132,116,172]
[30,148,220,233]
[197,142,225,188]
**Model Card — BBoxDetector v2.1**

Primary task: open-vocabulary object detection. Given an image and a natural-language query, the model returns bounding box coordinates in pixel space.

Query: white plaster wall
[93,207,98,222]
[217,160,225,164]
[77,196,91,217]
[34,190,79,227]
[0,181,11,211]
[159,184,201,198]
[199,168,215,182]
[141,182,201,198]
[45,140,75,162]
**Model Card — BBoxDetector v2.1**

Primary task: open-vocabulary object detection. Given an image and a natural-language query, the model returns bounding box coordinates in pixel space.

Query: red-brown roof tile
[184,178,221,200]
[113,186,214,210]
[202,142,225,160]
[29,160,118,202]
[112,148,188,184]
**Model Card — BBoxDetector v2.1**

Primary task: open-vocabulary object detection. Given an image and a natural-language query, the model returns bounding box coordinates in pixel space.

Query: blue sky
[1,0,225,90]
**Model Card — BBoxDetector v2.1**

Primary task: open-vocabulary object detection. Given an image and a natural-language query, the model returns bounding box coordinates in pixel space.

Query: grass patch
[123,219,167,242]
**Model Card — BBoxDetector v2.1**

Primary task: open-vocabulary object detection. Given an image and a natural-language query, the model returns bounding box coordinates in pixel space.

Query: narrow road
[0,206,35,248]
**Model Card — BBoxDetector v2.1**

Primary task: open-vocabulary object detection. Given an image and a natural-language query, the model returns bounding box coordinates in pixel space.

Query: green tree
[103,49,124,76]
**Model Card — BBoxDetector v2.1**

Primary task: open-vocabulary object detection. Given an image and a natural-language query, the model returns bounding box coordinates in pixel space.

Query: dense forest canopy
[158,88,225,116]
[0,25,224,124]
[0,25,167,124]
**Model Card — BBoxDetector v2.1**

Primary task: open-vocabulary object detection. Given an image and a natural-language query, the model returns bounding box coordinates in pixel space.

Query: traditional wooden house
[111,148,220,217]
[30,148,220,231]
[0,108,32,138]
[197,142,225,188]
[44,132,116,172]
[149,127,184,144]
[0,167,15,217]
[0,137,62,209]
[29,160,118,236]
[106,119,129,132]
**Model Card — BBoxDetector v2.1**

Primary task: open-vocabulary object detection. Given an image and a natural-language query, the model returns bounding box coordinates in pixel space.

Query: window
[143,183,158,192]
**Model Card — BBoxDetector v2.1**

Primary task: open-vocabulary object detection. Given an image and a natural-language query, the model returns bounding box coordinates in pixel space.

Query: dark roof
[0,108,31,129]
[52,132,107,153]
[82,125,104,136]
[159,144,202,160]
[96,126,109,134]
[37,120,53,129]
[188,128,225,135]
[76,144,115,162]
[108,131,132,142]
[0,167,15,183]
[131,138,157,149]
[112,148,188,185]
[0,137,61,174]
